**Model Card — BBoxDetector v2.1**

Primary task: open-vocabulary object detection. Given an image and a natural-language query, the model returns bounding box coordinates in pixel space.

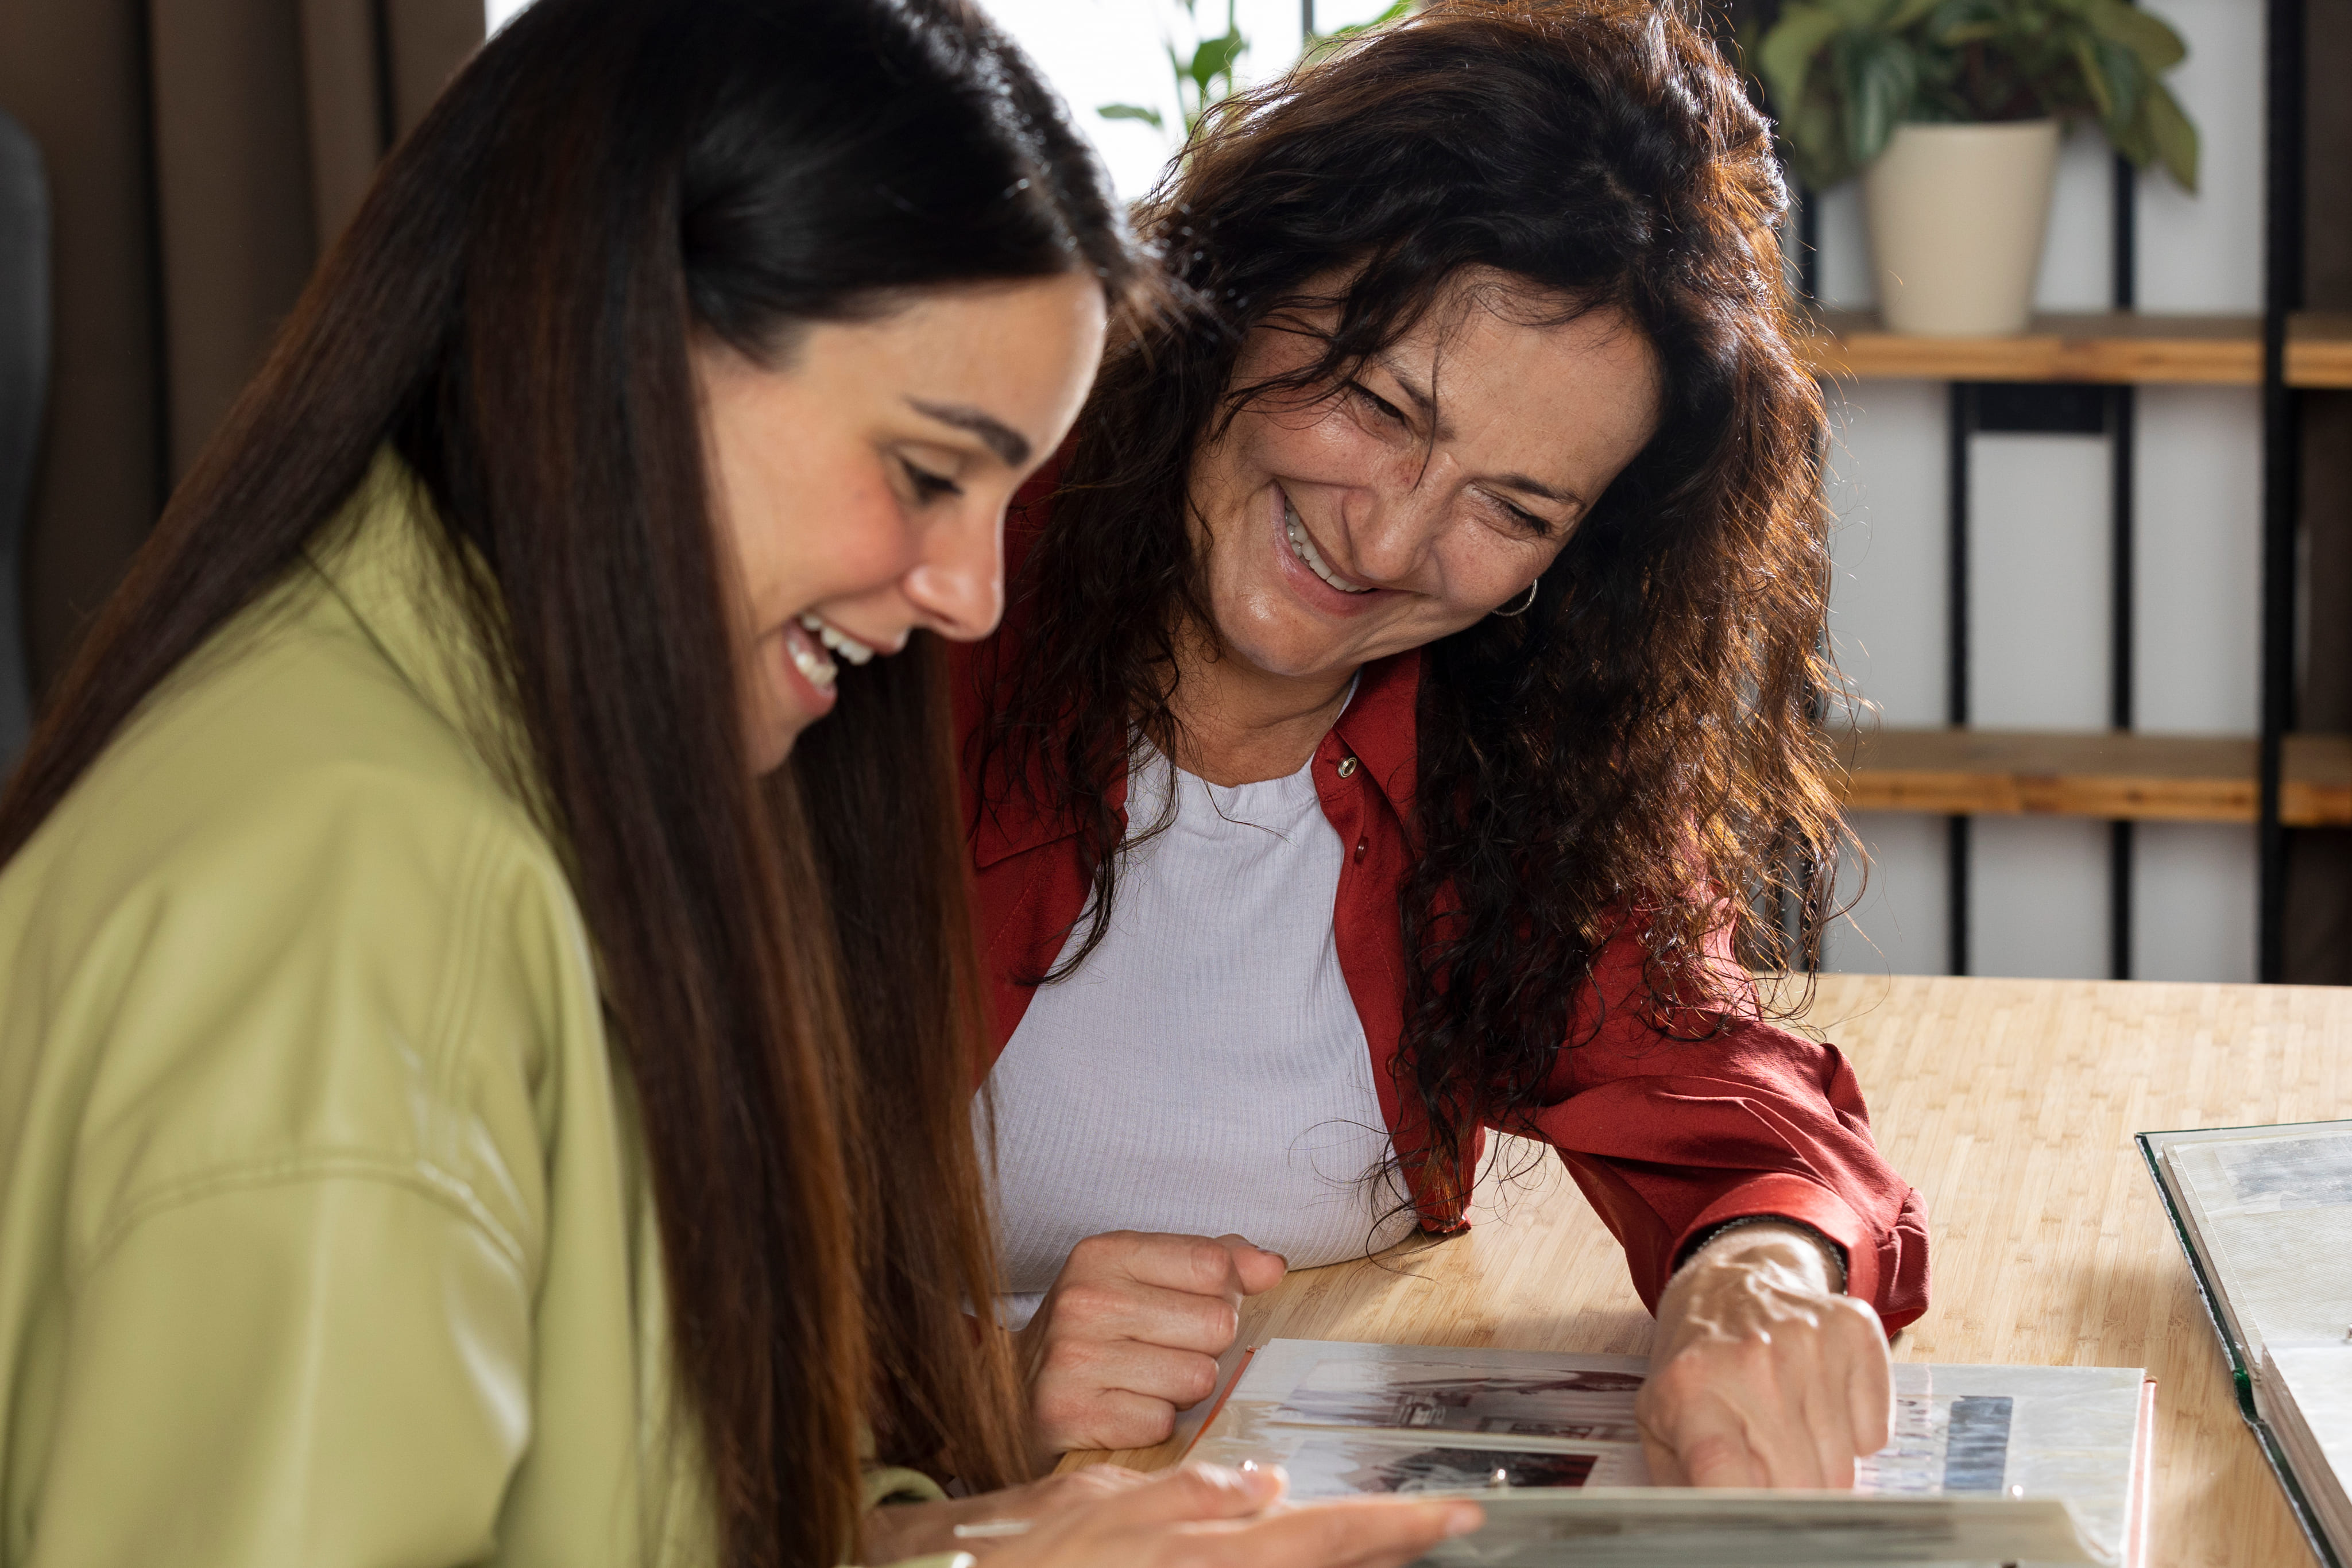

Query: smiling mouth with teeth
[786,611,879,692]
[1284,498,1373,595]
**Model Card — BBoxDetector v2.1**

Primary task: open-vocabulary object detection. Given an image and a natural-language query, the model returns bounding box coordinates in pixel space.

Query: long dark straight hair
[0,2,1130,1563]
[978,0,1835,1214]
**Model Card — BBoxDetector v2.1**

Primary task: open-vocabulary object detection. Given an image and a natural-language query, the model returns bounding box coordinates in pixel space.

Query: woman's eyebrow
[1371,354,1445,433]
[906,398,1030,465]
[1493,473,1580,508]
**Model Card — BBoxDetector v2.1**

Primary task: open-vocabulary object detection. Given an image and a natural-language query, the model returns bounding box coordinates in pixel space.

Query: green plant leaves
[1098,103,1166,130]
[2084,0,2185,69]
[1189,28,1245,98]
[2142,78,2200,190]
[1842,32,1922,168]
[1752,0,2198,189]
[1758,2,1847,115]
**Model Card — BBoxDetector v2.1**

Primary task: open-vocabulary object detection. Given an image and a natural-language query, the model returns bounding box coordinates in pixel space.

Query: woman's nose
[902,504,1005,642]
[1349,483,1444,581]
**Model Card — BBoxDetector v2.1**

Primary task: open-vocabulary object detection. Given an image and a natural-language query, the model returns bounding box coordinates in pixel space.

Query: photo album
[1181,1338,2154,1567]
[2142,1118,2352,1568]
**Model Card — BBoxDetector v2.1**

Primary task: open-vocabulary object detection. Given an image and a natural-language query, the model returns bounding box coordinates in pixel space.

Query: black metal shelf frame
[1801,0,2307,982]
[1936,159,2138,982]
[2259,0,2305,983]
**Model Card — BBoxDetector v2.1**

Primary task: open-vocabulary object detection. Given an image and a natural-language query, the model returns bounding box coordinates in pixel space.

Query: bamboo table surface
[1058,973,2352,1567]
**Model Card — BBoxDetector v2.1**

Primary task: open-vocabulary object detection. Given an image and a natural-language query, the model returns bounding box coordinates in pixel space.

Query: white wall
[1818,0,2263,984]
[486,0,1384,203]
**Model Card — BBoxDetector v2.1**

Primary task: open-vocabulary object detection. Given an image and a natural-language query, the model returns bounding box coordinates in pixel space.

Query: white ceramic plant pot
[1861,119,2062,336]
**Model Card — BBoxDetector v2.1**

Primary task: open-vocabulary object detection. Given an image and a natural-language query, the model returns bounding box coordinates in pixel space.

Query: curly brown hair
[974,0,1842,1209]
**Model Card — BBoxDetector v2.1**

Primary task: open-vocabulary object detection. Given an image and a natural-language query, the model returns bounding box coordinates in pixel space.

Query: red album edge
[1179,1346,1259,1462]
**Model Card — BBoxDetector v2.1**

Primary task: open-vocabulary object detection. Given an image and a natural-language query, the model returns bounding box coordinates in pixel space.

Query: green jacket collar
[305,451,535,801]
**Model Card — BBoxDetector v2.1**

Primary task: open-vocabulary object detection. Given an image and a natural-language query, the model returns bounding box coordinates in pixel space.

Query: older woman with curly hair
[958,0,1931,1488]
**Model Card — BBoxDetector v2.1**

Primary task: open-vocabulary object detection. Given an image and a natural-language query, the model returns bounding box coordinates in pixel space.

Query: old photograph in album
[1184,1339,2154,1567]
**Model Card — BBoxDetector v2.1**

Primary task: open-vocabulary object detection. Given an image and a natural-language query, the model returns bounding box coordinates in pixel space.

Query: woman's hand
[1020,1231,1287,1455]
[1635,1221,1893,1488]
[864,1466,1152,1562]
[960,1462,1479,1568]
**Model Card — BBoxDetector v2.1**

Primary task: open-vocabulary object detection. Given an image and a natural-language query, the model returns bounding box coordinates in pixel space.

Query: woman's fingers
[1089,1463,1288,1527]
[1024,1464,1154,1512]
[1843,1302,1896,1455]
[1047,1276,1245,1355]
[989,1469,1481,1568]
[1206,1496,1481,1568]
[1035,1380,1201,1451]
[1665,1418,1771,1488]
[1072,1230,1256,1304]
[1800,1376,1856,1490]
[1212,1233,1289,1296]
[1639,1435,1689,1487]
[1026,1231,1280,1455]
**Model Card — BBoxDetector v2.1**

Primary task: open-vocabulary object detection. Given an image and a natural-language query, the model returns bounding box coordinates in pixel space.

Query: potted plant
[1757,0,2200,335]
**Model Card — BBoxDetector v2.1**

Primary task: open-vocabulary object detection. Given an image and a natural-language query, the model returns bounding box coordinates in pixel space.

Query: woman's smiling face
[1185,267,1664,686]
[695,274,1105,772]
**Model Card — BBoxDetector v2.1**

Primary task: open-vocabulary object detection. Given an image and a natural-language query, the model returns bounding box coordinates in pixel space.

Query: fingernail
[1444,1504,1484,1537]
[1239,1459,1258,1474]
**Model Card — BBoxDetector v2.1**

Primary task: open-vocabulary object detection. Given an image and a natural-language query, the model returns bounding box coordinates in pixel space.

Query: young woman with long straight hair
[963,0,1929,1488]
[0,2,1478,1565]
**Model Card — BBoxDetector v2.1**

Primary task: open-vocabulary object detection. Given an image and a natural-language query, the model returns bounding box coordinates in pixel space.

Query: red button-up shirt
[954,498,1929,1331]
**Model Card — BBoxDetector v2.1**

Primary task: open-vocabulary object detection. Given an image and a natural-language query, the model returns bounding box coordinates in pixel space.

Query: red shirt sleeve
[1522,919,1931,1333]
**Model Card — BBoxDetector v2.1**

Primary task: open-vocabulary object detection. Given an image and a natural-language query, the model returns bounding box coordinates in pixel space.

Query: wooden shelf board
[1799,310,2260,385]
[2286,311,2352,388]
[1832,727,2352,827]
[1796,311,2352,388]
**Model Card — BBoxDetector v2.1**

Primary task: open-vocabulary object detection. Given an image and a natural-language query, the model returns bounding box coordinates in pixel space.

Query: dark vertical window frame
[2260,0,2307,982]
[1948,382,1974,978]
[2111,152,2137,982]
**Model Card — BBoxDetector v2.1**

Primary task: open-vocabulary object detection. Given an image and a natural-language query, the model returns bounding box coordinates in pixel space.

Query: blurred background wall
[0,0,479,700]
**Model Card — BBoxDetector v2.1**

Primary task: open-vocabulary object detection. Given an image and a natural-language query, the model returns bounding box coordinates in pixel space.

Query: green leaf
[1784,96,1851,187]
[2083,0,2187,70]
[2143,78,2199,190]
[1097,102,1166,129]
[2095,37,2145,125]
[1758,5,1849,118]
[1842,32,1919,167]
[1924,0,2003,43]
[1886,0,1944,28]
[2069,33,2114,118]
[2109,105,2153,168]
[1190,28,1245,94]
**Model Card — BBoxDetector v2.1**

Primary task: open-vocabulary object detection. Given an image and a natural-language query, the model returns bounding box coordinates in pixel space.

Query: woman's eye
[1490,494,1554,537]
[900,458,962,503]
[1347,381,1409,427]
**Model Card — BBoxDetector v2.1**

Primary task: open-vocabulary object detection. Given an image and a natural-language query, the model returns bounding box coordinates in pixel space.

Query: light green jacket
[0,459,949,1567]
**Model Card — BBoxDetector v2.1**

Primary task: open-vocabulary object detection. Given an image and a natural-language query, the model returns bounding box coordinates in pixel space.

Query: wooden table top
[1059,973,2352,1568]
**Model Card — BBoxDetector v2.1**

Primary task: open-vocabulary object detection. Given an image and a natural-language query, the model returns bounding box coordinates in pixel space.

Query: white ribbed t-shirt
[979,739,1416,1331]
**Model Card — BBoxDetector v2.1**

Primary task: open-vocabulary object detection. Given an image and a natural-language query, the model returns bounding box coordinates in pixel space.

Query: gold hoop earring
[1491,579,1539,618]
